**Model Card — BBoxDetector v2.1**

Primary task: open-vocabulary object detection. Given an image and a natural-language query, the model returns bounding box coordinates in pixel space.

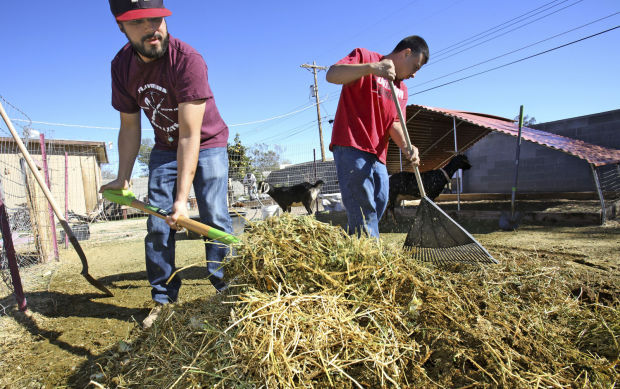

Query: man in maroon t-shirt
[100,0,233,329]
[327,35,429,238]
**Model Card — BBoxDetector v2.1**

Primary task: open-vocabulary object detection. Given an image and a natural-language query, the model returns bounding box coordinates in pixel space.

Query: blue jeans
[333,146,388,238]
[146,147,232,304]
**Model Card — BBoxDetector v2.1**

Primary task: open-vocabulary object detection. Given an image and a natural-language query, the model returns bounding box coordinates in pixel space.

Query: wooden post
[301,62,328,162]
[20,159,54,263]
[39,134,59,261]
[80,156,97,214]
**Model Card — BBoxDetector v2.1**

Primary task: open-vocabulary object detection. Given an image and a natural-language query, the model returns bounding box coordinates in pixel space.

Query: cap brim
[115,8,172,21]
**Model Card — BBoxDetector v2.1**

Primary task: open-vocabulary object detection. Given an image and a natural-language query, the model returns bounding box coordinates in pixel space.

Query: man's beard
[127,32,169,60]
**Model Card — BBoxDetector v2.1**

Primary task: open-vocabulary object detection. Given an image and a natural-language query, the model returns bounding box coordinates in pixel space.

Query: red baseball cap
[109,0,172,22]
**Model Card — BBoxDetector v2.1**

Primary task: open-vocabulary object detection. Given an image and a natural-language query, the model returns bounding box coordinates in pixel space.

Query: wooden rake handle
[388,80,427,198]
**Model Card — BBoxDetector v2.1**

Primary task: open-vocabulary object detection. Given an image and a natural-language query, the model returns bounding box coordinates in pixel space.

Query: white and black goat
[386,154,472,219]
[258,180,325,215]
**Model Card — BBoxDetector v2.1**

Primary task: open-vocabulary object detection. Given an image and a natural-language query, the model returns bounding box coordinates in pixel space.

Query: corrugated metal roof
[387,105,620,174]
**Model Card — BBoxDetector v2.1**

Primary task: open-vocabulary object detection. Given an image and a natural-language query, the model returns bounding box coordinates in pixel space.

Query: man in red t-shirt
[101,0,233,329]
[327,35,429,238]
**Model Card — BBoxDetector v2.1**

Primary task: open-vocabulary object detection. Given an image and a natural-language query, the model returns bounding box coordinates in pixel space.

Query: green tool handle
[388,80,427,198]
[129,198,240,245]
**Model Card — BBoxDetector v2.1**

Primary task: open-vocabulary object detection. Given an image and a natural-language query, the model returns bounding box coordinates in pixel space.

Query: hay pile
[90,214,618,388]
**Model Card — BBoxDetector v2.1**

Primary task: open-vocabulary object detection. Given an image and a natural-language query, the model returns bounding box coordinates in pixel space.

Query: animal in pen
[386,154,472,219]
[258,180,325,215]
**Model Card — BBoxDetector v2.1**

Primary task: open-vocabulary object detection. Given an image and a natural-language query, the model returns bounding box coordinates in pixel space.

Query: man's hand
[99,178,130,193]
[370,59,396,81]
[401,145,420,166]
[167,200,189,230]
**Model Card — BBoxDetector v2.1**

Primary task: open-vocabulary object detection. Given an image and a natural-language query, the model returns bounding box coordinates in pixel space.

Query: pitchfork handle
[388,80,427,198]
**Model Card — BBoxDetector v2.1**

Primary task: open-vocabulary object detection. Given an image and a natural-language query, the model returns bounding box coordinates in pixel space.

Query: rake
[102,189,240,245]
[388,81,496,265]
[0,101,114,296]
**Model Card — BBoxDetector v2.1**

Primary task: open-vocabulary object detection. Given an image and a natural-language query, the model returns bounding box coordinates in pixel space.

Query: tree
[101,165,116,180]
[514,114,537,127]
[134,138,154,177]
[250,143,287,180]
[227,133,251,180]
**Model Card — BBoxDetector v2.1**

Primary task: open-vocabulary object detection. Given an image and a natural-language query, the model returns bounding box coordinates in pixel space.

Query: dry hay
[87,214,618,388]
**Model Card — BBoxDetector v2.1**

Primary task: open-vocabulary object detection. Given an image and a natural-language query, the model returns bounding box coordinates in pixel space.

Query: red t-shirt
[111,35,228,151]
[329,48,408,164]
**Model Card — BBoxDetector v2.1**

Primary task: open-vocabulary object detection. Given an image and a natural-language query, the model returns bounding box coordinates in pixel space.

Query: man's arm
[326,58,396,85]
[167,99,206,227]
[389,121,420,166]
[99,111,141,192]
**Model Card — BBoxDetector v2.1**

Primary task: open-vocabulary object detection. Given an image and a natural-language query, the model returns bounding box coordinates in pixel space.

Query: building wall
[463,109,620,193]
[0,151,101,215]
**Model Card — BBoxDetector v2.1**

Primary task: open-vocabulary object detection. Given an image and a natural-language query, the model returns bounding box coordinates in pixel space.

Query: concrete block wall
[463,109,620,193]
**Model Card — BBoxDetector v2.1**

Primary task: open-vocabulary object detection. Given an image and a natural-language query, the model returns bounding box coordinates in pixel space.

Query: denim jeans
[333,146,388,238]
[146,147,232,304]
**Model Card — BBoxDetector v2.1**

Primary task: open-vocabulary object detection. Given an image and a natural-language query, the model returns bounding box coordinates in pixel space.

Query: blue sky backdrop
[1,0,618,167]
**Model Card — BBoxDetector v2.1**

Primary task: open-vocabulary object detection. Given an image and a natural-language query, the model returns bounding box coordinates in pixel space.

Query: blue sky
[1,0,619,167]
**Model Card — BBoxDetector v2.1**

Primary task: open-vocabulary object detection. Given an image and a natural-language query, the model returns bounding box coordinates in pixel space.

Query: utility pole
[301,61,328,161]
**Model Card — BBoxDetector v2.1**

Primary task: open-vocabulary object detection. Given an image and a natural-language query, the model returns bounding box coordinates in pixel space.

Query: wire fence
[0,96,342,306]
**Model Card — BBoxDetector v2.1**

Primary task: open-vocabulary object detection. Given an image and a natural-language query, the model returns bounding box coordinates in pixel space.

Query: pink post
[64,151,69,249]
[0,177,27,311]
[39,134,59,261]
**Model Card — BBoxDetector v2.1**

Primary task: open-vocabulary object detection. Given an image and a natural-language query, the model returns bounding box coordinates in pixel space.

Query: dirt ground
[0,214,618,388]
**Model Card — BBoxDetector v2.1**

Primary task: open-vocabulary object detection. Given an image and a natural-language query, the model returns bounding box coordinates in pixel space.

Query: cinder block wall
[463,109,620,193]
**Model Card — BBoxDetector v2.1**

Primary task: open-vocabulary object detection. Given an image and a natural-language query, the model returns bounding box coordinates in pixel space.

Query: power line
[429,0,585,66]
[9,119,123,131]
[7,99,326,132]
[432,0,567,58]
[414,12,620,88]
[228,99,325,127]
[410,25,620,96]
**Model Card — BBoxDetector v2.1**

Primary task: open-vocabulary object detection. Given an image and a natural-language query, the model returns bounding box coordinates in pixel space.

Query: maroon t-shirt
[111,35,228,150]
[329,48,407,164]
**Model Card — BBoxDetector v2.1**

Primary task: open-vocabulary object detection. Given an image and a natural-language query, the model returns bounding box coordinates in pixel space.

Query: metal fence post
[590,164,606,224]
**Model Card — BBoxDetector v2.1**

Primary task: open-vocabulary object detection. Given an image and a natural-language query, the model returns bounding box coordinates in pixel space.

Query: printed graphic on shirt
[372,77,404,101]
[137,83,179,135]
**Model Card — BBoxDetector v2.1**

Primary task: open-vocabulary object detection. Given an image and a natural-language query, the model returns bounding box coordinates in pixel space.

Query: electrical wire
[228,99,326,127]
[432,0,567,58]
[429,0,585,66]
[410,25,620,96]
[414,11,620,88]
[7,99,326,133]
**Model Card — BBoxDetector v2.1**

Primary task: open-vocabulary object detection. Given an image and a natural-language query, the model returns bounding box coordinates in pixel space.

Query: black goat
[386,155,472,219]
[258,180,325,215]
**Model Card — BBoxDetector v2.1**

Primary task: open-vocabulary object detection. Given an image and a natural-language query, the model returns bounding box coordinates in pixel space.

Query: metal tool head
[404,197,497,264]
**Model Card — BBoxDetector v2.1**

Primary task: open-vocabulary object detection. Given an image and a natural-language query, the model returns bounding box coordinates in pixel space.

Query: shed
[386,105,620,221]
[0,137,109,216]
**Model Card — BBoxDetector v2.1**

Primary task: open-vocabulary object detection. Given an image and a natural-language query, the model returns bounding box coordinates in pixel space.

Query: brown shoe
[142,304,163,330]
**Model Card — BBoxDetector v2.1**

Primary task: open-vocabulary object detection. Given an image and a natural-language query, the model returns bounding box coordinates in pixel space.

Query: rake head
[404,198,497,265]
